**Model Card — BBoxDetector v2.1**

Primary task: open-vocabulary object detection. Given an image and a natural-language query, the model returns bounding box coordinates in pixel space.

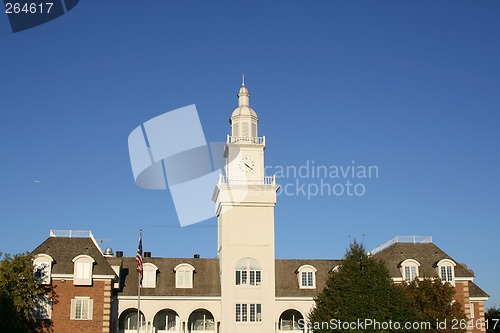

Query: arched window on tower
[235,258,261,286]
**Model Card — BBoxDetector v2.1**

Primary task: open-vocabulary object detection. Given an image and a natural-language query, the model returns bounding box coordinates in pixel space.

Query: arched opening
[153,309,179,332]
[279,309,304,331]
[119,308,146,333]
[235,257,261,286]
[187,309,215,332]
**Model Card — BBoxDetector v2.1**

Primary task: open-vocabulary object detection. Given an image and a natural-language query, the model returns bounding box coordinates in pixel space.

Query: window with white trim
[297,265,317,289]
[34,296,52,319]
[235,258,261,286]
[142,263,158,288]
[72,255,94,286]
[400,259,420,282]
[33,254,53,285]
[437,259,456,285]
[174,263,195,288]
[70,297,93,320]
[470,303,475,318]
[236,303,261,322]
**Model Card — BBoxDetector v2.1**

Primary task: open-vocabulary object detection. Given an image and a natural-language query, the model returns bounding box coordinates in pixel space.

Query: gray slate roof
[469,281,489,298]
[32,237,116,276]
[106,257,221,297]
[275,259,341,297]
[109,257,342,297]
[372,242,474,278]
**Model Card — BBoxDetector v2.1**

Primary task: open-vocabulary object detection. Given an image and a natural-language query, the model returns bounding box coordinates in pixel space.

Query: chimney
[116,251,123,258]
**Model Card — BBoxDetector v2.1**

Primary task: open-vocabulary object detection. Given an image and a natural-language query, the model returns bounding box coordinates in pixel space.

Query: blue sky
[1,1,499,307]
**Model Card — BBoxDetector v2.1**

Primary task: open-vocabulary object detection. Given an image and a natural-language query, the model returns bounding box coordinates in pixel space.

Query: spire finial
[242,73,245,86]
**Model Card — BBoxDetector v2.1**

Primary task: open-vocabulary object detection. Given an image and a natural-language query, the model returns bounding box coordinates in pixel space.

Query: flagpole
[137,229,142,333]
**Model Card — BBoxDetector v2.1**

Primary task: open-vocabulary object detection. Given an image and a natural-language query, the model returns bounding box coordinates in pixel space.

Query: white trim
[34,253,54,262]
[143,263,159,270]
[469,297,489,302]
[173,263,196,271]
[437,259,456,267]
[118,296,221,301]
[455,277,474,282]
[275,297,314,302]
[52,274,115,279]
[72,255,95,263]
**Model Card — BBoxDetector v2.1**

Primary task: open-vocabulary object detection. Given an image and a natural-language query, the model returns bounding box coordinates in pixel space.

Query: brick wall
[50,279,113,333]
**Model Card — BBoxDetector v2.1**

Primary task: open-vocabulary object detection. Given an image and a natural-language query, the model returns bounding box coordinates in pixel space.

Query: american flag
[136,233,143,286]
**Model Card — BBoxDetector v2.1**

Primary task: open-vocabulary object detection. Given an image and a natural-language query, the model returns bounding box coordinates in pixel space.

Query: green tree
[403,277,466,332]
[308,241,417,332]
[485,307,500,333]
[0,252,55,333]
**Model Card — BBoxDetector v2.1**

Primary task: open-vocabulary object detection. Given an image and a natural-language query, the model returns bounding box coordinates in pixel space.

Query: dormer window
[142,263,158,288]
[400,259,420,282]
[235,258,261,286]
[437,259,456,284]
[72,255,95,286]
[174,263,195,288]
[297,265,317,289]
[33,254,54,285]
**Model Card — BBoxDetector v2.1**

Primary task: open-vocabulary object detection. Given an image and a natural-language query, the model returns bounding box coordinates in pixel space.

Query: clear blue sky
[1,1,499,307]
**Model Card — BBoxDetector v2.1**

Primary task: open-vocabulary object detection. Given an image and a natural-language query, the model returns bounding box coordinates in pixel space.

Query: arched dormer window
[331,265,341,273]
[399,259,420,282]
[33,254,54,285]
[235,258,261,286]
[142,263,158,288]
[437,259,456,285]
[72,255,95,286]
[174,263,194,288]
[297,265,317,289]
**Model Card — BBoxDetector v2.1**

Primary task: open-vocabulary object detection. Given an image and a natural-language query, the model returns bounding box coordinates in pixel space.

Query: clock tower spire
[229,79,258,140]
[213,80,279,333]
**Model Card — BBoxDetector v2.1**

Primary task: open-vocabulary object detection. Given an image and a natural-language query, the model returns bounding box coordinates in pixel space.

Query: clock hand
[244,163,253,170]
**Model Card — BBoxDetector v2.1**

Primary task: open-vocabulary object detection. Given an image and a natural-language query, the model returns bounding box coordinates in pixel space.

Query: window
[302,271,313,287]
[297,265,317,289]
[236,304,261,322]
[142,263,158,288]
[470,303,475,319]
[154,309,178,331]
[174,263,195,288]
[33,254,53,285]
[235,258,261,286]
[34,296,52,319]
[70,297,93,320]
[437,259,456,285]
[72,255,94,286]
[119,309,145,330]
[188,309,215,331]
[279,309,304,331]
[400,259,420,282]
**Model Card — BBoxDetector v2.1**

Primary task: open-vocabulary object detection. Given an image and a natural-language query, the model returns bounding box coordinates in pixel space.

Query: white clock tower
[213,80,279,333]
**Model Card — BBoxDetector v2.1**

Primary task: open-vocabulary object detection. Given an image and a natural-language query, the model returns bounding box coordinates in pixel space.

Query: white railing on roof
[370,236,432,255]
[227,135,265,145]
[218,174,276,186]
[50,230,93,238]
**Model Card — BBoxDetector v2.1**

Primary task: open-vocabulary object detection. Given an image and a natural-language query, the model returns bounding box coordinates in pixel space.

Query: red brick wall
[50,279,112,333]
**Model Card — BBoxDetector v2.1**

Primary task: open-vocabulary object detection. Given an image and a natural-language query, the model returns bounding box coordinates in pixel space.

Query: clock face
[238,157,255,172]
